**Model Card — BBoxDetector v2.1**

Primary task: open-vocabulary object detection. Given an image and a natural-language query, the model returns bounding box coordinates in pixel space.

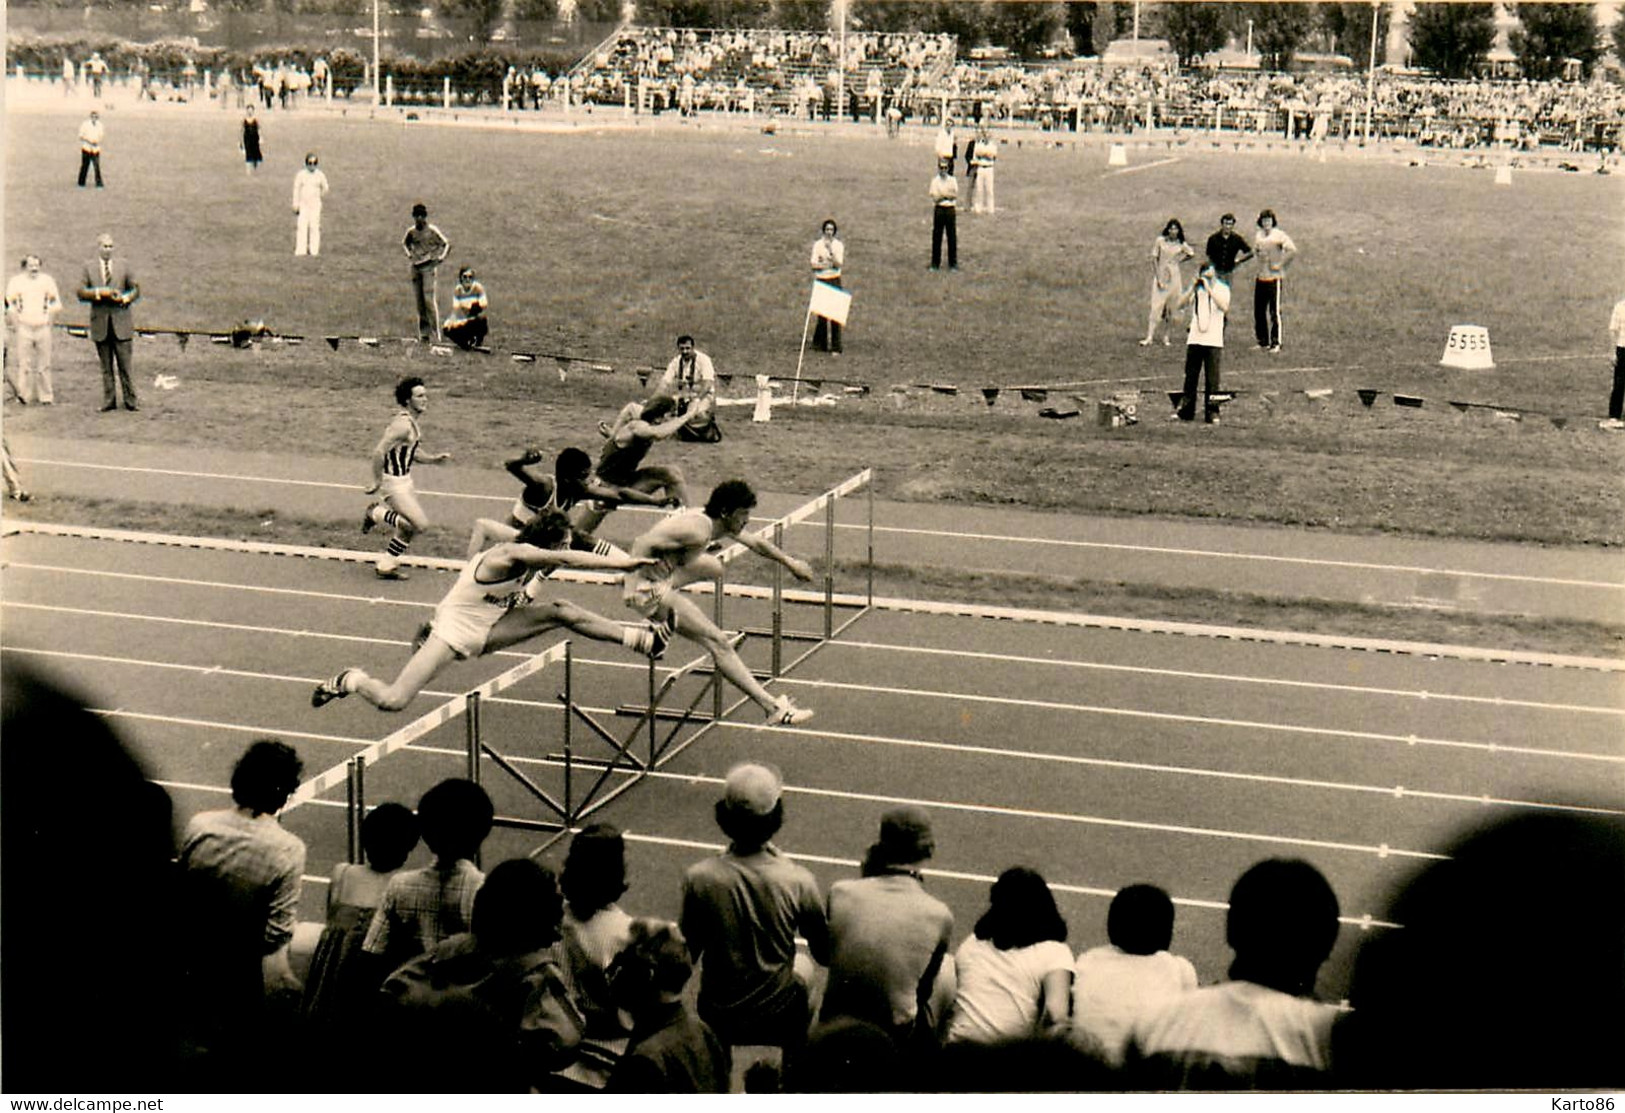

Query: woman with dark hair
[550,824,638,1090]
[943,867,1073,1045]
[1141,217,1195,347]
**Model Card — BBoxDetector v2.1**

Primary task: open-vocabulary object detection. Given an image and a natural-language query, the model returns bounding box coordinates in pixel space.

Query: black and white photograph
[3,0,1623,1102]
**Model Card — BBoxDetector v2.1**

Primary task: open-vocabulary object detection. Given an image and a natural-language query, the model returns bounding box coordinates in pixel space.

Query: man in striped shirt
[402,203,451,342]
[362,376,450,580]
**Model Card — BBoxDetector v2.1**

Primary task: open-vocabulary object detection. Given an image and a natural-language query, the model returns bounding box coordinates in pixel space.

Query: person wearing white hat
[680,762,830,1056]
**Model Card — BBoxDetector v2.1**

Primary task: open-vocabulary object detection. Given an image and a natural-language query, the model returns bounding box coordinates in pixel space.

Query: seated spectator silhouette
[606,919,730,1093]
[1,662,183,1091]
[1071,883,1198,1067]
[944,866,1073,1046]
[302,802,421,1043]
[177,738,308,1077]
[821,806,956,1058]
[362,778,493,977]
[380,858,581,1092]
[679,761,830,1056]
[787,1007,906,1093]
[550,823,638,1091]
[1333,812,1625,1090]
[1124,858,1341,1090]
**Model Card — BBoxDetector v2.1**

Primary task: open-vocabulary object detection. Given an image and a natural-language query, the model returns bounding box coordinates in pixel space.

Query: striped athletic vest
[383,415,420,477]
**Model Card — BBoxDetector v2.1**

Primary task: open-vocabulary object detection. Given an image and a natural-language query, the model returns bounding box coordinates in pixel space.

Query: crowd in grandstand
[4,674,1620,1094]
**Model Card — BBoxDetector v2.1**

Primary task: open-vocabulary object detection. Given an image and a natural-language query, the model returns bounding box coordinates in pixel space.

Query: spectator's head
[789,1017,902,1092]
[704,479,757,524]
[411,202,428,221]
[937,157,953,173]
[394,375,425,407]
[1335,812,1625,1089]
[974,866,1068,950]
[471,858,563,954]
[1106,883,1177,956]
[554,447,592,495]
[415,778,494,864]
[1225,858,1340,997]
[457,265,475,284]
[640,392,679,423]
[1257,208,1277,230]
[304,151,318,168]
[97,233,114,260]
[361,801,420,872]
[861,805,935,875]
[561,823,628,919]
[1219,212,1237,230]
[676,334,696,355]
[517,508,573,551]
[229,739,303,815]
[821,218,838,237]
[1161,218,1185,242]
[714,760,785,849]
[609,918,693,1014]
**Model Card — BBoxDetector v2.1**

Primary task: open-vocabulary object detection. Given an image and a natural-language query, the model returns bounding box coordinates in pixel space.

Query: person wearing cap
[820,806,955,1052]
[679,761,831,1058]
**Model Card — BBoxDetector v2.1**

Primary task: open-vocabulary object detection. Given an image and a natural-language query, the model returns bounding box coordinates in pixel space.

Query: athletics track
[2,436,1622,1000]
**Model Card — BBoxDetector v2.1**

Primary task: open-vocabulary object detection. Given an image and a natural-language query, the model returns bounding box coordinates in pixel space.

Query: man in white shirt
[1175,262,1231,424]
[291,152,330,257]
[6,255,63,404]
[656,334,716,430]
[77,110,104,188]
[1252,208,1297,352]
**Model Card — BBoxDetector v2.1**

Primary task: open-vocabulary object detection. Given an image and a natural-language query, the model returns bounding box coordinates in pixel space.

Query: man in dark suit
[77,232,139,411]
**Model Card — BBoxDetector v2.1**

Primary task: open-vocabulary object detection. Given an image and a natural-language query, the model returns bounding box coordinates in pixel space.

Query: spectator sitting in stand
[606,920,730,1093]
[549,823,638,1091]
[1071,883,1198,1068]
[380,858,582,1092]
[1123,858,1341,1090]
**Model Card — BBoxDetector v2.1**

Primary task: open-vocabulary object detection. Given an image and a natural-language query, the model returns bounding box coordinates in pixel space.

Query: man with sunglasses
[292,151,329,257]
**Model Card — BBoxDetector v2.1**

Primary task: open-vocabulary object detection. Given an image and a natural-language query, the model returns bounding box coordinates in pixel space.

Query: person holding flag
[810,219,844,355]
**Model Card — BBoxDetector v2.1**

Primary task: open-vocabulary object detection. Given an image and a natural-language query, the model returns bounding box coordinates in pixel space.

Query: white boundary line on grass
[8,520,1621,672]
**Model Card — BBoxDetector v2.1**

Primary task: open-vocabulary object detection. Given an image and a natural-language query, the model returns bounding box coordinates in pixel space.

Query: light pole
[1246,19,1253,58]
[373,0,382,105]
[1364,1,1379,143]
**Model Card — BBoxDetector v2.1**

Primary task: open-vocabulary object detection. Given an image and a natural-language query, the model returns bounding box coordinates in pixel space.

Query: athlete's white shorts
[622,574,673,619]
[378,473,415,503]
[430,598,504,659]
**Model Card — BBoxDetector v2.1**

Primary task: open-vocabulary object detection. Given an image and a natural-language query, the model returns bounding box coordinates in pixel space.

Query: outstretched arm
[509,544,654,574]
[504,448,547,486]
[733,531,813,581]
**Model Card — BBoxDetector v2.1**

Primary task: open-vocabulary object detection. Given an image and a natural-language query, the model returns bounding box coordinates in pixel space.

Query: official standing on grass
[1252,209,1296,353]
[810,219,845,354]
[292,152,329,257]
[76,110,105,188]
[1604,291,1625,430]
[929,158,958,271]
[1203,214,1252,288]
[403,203,451,342]
[78,233,139,412]
[1175,261,1229,424]
[6,255,63,405]
[241,107,263,174]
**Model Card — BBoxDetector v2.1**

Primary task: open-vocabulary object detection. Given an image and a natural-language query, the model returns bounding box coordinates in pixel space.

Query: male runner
[361,376,449,580]
[623,479,814,726]
[313,511,667,713]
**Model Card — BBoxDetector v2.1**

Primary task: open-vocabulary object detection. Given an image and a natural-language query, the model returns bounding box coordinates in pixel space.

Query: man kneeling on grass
[312,510,666,713]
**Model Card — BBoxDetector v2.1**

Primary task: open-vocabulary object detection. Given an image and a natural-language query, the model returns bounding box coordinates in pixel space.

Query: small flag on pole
[809,280,852,327]
[325,336,341,350]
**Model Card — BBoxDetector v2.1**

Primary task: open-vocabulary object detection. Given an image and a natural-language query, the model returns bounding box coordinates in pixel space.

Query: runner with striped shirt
[362,376,450,580]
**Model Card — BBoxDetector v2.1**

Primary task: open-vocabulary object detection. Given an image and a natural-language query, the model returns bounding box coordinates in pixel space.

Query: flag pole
[793,301,814,404]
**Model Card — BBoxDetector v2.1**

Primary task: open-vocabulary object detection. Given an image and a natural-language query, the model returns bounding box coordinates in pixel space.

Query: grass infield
[5,104,1622,583]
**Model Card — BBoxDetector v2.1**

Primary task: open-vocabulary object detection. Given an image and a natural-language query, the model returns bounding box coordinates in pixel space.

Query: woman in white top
[944,867,1073,1045]
[1072,883,1197,1067]
[1141,218,1195,347]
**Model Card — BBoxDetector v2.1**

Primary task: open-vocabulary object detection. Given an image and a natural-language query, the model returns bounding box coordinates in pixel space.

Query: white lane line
[17,457,1614,590]
[18,644,1612,818]
[831,640,1624,716]
[12,595,1619,715]
[779,677,1625,765]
